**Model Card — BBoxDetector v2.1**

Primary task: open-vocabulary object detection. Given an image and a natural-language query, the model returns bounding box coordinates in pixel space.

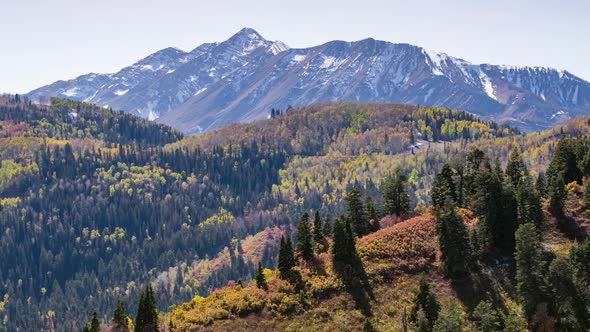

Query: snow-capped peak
[269,40,290,55]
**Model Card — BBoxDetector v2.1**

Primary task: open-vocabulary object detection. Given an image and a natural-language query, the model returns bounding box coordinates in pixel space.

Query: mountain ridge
[27,27,590,133]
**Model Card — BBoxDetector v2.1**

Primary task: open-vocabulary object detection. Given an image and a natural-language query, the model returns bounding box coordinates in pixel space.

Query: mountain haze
[28,28,590,133]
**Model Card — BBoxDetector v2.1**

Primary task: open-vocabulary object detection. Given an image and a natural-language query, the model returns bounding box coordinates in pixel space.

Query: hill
[163,143,590,331]
[2,97,590,330]
[27,28,590,133]
[0,98,519,331]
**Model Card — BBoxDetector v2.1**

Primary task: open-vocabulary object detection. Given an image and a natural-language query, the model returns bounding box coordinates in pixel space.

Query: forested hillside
[2,96,589,331]
[165,137,590,332]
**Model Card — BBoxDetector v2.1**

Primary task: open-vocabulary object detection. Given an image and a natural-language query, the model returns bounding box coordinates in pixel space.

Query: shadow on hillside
[557,215,587,241]
[450,267,513,312]
[333,254,375,318]
[308,256,328,277]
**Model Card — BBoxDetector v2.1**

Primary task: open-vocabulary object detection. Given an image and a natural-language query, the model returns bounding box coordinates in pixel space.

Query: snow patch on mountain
[63,87,79,97]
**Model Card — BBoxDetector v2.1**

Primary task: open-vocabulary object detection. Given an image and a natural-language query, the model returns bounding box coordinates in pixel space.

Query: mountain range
[27,27,590,133]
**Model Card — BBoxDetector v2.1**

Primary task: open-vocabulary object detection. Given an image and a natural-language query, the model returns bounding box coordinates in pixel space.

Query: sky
[1,0,588,93]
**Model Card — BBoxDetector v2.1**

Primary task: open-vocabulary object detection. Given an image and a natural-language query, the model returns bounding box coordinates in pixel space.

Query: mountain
[27,28,590,133]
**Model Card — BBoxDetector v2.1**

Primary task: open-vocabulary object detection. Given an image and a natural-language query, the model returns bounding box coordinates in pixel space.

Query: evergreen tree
[382,170,411,217]
[548,256,588,330]
[515,176,544,229]
[277,236,295,276]
[345,187,370,236]
[505,147,527,188]
[322,216,333,237]
[515,223,547,319]
[255,262,267,290]
[547,136,582,185]
[431,164,456,209]
[433,298,464,332]
[548,175,566,215]
[364,195,380,232]
[113,299,127,325]
[435,197,470,278]
[473,300,499,332]
[135,286,158,332]
[296,212,314,260]
[502,301,529,332]
[536,172,548,198]
[312,211,324,244]
[332,217,355,267]
[409,276,440,329]
[90,311,100,332]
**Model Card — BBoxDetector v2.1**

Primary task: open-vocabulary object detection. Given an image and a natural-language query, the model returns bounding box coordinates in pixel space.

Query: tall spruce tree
[515,176,544,229]
[346,187,370,236]
[435,196,470,278]
[473,300,499,332]
[332,217,356,267]
[296,212,314,260]
[135,286,158,332]
[431,163,457,209]
[433,298,464,332]
[409,276,441,329]
[506,147,528,188]
[382,170,411,217]
[548,256,589,330]
[313,211,324,244]
[277,236,295,276]
[364,195,380,232]
[255,262,267,289]
[536,172,548,198]
[113,299,127,326]
[547,136,582,185]
[89,311,100,332]
[515,223,547,319]
[548,175,566,215]
[322,216,333,237]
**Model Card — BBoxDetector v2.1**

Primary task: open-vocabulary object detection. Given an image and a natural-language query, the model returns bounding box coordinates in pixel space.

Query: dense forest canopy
[0,95,588,331]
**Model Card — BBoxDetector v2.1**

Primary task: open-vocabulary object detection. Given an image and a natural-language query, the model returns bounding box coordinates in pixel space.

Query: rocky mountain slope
[28,28,590,133]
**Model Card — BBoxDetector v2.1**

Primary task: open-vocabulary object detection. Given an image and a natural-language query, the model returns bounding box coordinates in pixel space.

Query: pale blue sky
[1,0,588,93]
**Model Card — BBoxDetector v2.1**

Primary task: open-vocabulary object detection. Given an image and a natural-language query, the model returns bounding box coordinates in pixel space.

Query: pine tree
[382,170,411,217]
[313,211,324,244]
[135,289,146,332]
[473,300,499,332]
[135,286,158,332]
[506,147,528,188]
[90,311,100,332]
[548,256,587,330]
[435,197,470,278]
[364,195,380,232]
[547,136,582,185]
[277,236,295,276]
[433,297,464,332]
[255,262,267,289]
[296,212,314,260]
[409,276,440,329]
[331,217,355,267]
[322,216,333,237]
[515,176,544,229]
[113,299,127,325]
[515,223,547,318]
[536,172,548,198]
[346,187,370,236]
[549,175,566,215]
[431,164,457,209]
